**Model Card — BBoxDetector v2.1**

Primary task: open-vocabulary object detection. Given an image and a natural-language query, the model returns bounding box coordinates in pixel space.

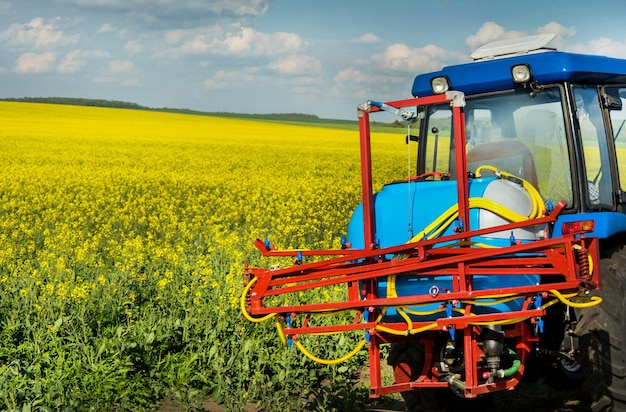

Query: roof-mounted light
[511,64,532,83]
[431,76,450,94]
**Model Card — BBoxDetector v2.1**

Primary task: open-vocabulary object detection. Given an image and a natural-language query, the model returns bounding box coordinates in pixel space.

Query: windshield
[423,87,573,206]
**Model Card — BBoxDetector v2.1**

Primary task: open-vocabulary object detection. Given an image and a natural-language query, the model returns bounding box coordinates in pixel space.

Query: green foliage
[0,102,410,411]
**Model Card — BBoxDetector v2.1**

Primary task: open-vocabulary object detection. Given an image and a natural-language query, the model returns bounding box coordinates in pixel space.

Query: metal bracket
[446,90,466,107]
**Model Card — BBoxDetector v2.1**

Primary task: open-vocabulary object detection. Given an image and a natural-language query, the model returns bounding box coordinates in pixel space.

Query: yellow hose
[475,165,545,218]
[294,338,367,365]
[375,321,439,336]
[396,307,414,332]
[240,276,276,323]
[549,289,602,308]
[467,290,602,326]
[271,307,370,364]
[275,317,288,347]
[461,295,519,306]
[402,306,447,316]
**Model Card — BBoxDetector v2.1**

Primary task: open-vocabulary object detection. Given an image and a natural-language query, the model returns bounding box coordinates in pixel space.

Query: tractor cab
[412,34,626,237]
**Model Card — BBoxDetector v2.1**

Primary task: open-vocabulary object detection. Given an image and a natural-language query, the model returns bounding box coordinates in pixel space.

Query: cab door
[603,87,626,211]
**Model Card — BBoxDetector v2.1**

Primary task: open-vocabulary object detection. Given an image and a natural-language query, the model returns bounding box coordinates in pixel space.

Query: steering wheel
[406,171,450,182]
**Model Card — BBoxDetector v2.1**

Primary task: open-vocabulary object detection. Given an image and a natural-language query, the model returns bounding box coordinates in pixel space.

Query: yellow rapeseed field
[0,101,408,411]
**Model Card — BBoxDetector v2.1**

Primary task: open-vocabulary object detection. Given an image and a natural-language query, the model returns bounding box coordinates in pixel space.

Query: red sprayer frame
[242,92,600,398]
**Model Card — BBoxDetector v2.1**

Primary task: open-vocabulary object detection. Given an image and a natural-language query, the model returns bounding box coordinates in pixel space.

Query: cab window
[574,86,613,207]
[464,89,573,206]
[605,87,626,202]
[423,106,453,175]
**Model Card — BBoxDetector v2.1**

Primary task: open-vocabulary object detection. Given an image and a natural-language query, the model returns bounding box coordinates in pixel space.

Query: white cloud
[204,67,261,89]
[60,0,269,21]
[57,50,86,73]
[164,29,187,45]
[331,67,404,98]
[536,22,576,49]
[466,22,518,49]
[82,49,111,59]
[219,26,258,54]
[205,0,269,16]
[0,18,79,49]
[13,52,56,73]
[125,40,143,55]
[573,37,626,59]
[333,67,374,84]
[265,32,304,55]
[372,43,460,73]
[331,41,464,100]
[98,23,117,33]
[92,59,138,85]
[204,78,226,89]
[108,60,136,73]
[216,26,304,56]
[55,49,110,74]
[352,33,381,44]
[161,24,304,57]
[466,21,576,51]
[122,78,140,87]
[537,22,576,38]
[65,0,268,13]
[268,54,321,75]
[93,75,117,83]
[179,33,211,54]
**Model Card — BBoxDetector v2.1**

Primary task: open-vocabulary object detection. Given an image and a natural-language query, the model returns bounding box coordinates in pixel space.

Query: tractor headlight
[431,76,450,94]
[511,64,532,83]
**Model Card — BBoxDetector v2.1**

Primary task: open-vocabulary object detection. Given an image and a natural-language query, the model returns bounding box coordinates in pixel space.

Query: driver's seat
[466,140,538,187]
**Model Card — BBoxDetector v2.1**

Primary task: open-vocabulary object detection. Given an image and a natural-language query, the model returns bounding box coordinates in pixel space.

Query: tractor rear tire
[575,241,626,412]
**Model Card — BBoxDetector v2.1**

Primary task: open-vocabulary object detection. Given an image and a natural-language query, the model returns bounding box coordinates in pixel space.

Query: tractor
[242,34,626,411]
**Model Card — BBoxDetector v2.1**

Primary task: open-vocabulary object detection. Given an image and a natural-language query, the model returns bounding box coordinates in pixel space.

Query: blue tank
[346,177,541,321]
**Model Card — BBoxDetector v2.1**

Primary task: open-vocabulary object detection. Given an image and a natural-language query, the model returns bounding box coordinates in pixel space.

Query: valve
[286,315,293,349]
[530,316,545,334]
[530,293,546,334]
[453,221,464,233]
[293,250,303,265]
[340,234,352,250]
[447,326,456,342]
[445,300,460,318]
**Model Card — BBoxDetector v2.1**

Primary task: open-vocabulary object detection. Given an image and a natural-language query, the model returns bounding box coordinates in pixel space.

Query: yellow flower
[157,278,170,290]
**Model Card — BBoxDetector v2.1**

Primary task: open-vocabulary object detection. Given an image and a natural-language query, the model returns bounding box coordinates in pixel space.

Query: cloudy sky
[1,0,626,120]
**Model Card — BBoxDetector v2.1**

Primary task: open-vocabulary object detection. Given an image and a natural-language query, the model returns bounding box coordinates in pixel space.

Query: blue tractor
[243,34,626,411]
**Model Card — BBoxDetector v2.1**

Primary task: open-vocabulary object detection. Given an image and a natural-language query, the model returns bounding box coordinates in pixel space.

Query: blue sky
[1,0,626,120]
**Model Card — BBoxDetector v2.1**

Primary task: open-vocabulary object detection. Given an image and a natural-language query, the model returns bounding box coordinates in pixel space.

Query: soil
[486,380,590,412]
[155,380,590,411]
